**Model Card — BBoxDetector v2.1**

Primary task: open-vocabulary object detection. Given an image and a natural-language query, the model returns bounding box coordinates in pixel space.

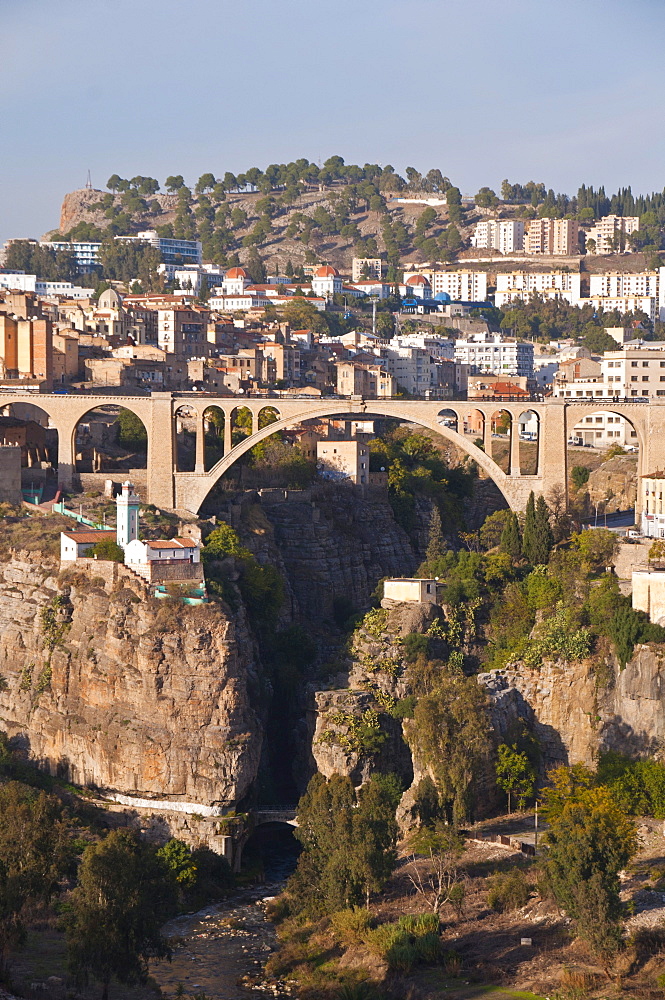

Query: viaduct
[1,390,660,513]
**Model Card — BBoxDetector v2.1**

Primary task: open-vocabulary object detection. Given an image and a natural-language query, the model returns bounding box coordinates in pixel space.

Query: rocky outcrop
[587,453,637,512]
[57,188,178,237]
[481,642,665,770]
[0,554,262,806]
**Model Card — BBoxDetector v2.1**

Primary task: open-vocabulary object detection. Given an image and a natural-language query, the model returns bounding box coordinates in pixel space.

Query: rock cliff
[481,641,665,770]
[0,553,262,806]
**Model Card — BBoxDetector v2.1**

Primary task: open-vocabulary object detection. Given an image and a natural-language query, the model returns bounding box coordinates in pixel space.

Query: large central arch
[175,399,530,512]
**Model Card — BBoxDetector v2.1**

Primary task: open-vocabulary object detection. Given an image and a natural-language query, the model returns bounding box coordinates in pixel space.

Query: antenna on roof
[85,170,93,190]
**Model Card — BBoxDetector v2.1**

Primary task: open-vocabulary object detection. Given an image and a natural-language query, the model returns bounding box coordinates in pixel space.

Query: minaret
[116,481,140,549]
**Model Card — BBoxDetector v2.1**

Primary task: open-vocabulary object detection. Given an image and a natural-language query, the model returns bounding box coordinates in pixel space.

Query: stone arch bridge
[0,390,659,513]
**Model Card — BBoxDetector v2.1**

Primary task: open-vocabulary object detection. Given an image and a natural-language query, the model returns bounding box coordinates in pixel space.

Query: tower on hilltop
[116,481,140,548]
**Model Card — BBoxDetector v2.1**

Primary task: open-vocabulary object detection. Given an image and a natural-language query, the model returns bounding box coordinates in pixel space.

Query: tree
[288,774,398,915]
[495,744,535,812]
[500,511,522,560]
[480,509,512,551]
[90,538,124,562]
[424,505,447,568]
[165,175,185,194]
[116,409,147,451]
[406,824,466,916]
[542,773,638,963]
[106,175,123,193]
[67,830,176,1000]
[475,186,498,208]
[409,671,491,824]
[522,491,552,564]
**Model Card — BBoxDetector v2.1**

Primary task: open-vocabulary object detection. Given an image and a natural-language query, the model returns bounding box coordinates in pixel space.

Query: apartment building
[157,306,209,357]
[261,342,301,386]
[641,473,665,538]
[0,314,52,381]
[352,257,383,282]
[117,230,202,266]
[495,271,582,307]
[471,219,524,253]
[335,362,396,398]
[524,218,579,255]
[405,269,488,301]
[585,216,640,255]
[42,240,102,272]
[317,440,369,485]
[376,344,437,396]
[453,334,534,377]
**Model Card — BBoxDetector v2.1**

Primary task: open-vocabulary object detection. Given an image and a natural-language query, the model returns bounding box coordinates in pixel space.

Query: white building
[383,579,438,604]
[495,271,582,308]
[124,537,201,567]
[585,216,640,255]
[471,219,524,253]
[311,265,343,300]
[352,258,383,282]
[402,269,488,301]
[641,473,665,538]
[524,218,579,256]
[454,334,534,377]
[0,273,90,298]
[60,528,116,561]
[41,240,102,272]
[317,440,369,484]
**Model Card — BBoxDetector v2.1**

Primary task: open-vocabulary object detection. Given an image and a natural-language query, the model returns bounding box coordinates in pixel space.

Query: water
[152,832,300,999]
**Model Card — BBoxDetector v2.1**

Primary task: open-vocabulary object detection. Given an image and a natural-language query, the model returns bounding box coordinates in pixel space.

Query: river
[151,829,299,1000]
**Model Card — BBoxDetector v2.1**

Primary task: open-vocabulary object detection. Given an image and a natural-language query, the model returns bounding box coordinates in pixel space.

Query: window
[631,361,638,367]
[643,361,650,367]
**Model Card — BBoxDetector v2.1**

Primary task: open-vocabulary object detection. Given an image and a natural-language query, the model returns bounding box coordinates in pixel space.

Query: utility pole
[372,298,377,336]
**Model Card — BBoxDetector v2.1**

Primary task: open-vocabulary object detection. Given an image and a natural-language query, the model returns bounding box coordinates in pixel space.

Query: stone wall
[0,447,21,504]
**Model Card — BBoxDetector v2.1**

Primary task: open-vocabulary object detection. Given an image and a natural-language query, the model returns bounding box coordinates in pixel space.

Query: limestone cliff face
[0,554,262,805]
[481,642,665,770]
[57,189,178,237]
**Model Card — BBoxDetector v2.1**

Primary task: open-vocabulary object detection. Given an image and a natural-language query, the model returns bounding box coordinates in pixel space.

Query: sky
[2,0,665,244]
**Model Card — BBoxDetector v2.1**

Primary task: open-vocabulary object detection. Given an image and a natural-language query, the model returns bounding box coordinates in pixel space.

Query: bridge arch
[177,399,521,513]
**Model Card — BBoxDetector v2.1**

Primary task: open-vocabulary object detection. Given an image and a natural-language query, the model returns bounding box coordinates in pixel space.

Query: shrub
[364,913,441,971]
[331,907,372,945]
[487,869,531,912]
[571,466,590,491]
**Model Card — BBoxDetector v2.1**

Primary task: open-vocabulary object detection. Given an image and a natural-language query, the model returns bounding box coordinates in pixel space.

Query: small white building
[317,440,369,485]
[383,578,438,604]
[311,265,343,300]
[124,537,201,566]
[60,529,116,561]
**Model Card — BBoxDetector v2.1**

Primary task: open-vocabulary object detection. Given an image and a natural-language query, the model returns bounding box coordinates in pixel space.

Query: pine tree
[533,495,554,564]
[521,492,537,563]
[500,511,522,560]
[425,505,447,567]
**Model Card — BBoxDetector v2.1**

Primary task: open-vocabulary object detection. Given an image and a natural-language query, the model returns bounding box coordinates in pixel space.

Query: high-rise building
[471,219,524,253]
[524,218,579,255]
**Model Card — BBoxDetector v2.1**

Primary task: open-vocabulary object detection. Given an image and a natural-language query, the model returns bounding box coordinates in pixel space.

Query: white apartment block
[471,219,525,253]
[554,347,665,401]
[587,295,658,322]
[495,271,582,308]
[524,218,579,255]
[454,335,534,377]
[585,216,639,255]
[393,333,455,359]
[428,270,488,301]
[589,271,660,298]
[572,411,638,449]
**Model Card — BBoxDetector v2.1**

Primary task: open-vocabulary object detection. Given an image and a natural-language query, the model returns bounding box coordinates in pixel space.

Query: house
[311,265,342,300]
[317,440,369,484]
[124,537,201,566]
[383,579,438,604]
[60,529,116,561]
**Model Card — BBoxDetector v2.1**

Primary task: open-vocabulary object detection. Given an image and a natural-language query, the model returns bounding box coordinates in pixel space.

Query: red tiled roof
[62,530,115,543]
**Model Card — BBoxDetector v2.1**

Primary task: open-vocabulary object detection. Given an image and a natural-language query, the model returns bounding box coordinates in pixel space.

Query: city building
[495,271,582,307]
[453,334,534,377]
[41,240,102,272]
[403,268,488,301]
[584,216,640,255]
[52,330,79,382]
[0,314,52,382]
[335,361,396,397]
[640,472,665,538]
[352,258,383,282]
[157,305,209,357]
[471,219,525,253]
[116,230,202,266]
[317,440,369,484]
[524,218,579,255]
[311,265,343,300]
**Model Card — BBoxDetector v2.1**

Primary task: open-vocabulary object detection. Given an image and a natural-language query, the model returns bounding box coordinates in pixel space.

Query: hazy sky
[2,0,665,244]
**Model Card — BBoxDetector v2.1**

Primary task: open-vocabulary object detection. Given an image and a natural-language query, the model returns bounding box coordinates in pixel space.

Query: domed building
[222,266,250,295]
[312,264,342,300]
[402,274,432,300]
